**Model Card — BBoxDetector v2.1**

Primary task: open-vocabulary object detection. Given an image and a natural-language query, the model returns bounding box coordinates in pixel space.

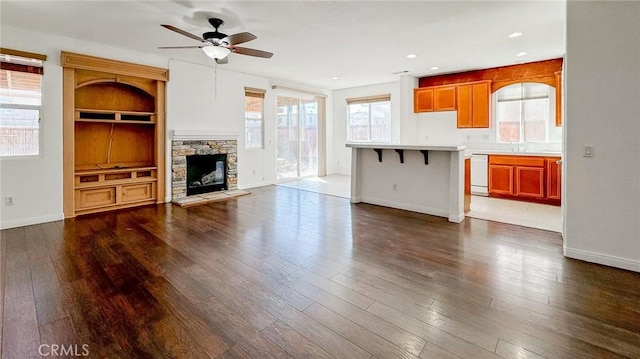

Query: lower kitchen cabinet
[515,166,545,198]
[488,165,514,195]
[488,155,560,205]
[547,158,561,200]
[464,157,471,213]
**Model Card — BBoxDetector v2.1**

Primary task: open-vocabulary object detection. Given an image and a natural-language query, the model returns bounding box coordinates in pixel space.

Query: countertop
[346,143,465,151]
[467,149,561,157]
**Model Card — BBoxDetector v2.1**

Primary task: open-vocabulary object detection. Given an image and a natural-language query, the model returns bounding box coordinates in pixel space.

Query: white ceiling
[0,1,565,90]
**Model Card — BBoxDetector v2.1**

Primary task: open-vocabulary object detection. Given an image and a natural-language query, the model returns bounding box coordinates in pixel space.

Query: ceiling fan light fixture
[202,45,231,60]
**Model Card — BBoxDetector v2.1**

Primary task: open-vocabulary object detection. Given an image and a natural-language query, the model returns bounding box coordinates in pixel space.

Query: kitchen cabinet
[414,85,456,112]
[547,158,561,200]
[515,166,545,198]
[555,71,562,127]
[456,81,490,128]
[488,155,560,205]
[464,158,471,213]
[488,165,514,195]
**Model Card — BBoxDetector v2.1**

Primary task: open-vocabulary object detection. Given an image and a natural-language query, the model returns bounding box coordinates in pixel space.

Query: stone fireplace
[171,130,238,201]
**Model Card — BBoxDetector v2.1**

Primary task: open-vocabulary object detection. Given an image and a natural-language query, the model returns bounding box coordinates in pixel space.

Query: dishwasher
[471,154,488,196]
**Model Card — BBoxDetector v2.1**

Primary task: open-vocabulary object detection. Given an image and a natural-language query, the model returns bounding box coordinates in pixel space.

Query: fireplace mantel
[172,129,239,141]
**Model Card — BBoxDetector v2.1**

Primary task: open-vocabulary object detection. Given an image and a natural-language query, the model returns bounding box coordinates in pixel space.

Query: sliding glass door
[276,95,318,180]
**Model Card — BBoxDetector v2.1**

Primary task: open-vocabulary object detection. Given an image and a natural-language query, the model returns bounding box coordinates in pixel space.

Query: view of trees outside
[348,101,391,142]
[276,96,318,179]
[0,66,41,156]
[244,95,263,148]
[496,83,549,143]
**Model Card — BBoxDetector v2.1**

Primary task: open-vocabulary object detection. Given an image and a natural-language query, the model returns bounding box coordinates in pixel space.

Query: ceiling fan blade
[161,24,204,42]
[231,46,273,58]
[158,46,204,49]
[216,57,229,65]
[224,32,257,46]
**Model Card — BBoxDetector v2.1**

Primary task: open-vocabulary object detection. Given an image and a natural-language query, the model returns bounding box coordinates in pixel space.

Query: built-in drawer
[121,183,154,203]
[76,187,116,209]
[489,155,546,167]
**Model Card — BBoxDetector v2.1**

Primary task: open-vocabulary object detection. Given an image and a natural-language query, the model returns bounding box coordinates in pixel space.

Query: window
[244,87,265,149]
[347,94,391,142]
[1,50,45,157]
[495,82,553,143]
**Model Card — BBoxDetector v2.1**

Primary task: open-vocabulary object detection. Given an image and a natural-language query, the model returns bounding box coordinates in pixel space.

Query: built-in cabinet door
[122,183,154,203]
[488,165,514,195]
[414,87,435,112]
[515,166,545,198]
[547,158,561,200]
[76,187,116,209]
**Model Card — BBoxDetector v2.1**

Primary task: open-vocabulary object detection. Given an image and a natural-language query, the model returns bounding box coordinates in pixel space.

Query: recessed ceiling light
[516,52,528,57]
[508,32,523,38]
[331,77,339,80]
[407,54,417,59]
[430,66,440,70]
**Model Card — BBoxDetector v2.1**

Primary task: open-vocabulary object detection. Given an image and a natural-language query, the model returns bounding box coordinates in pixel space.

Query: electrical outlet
[252,169,256,175]
[4,196,14,205]
[392,184,398,191]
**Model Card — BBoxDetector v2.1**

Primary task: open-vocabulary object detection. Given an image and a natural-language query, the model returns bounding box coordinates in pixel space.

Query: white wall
[564,1,640,271]
[0,25,167,229]
[331,81,400,175]
[415,88,562,152]
[0,25,333,228]
[166,60,276,192]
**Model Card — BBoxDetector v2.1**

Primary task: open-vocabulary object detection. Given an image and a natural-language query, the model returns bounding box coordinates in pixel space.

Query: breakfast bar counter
[347,143,466,223]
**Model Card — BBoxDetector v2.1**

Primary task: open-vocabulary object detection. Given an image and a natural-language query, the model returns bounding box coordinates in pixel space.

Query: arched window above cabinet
[494,82,557,143]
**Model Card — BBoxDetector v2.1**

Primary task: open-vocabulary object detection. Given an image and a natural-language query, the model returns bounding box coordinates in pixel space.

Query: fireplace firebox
[186,154,228,196]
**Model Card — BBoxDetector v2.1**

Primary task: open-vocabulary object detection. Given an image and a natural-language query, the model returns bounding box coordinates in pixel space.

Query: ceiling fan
[159,18,273,64]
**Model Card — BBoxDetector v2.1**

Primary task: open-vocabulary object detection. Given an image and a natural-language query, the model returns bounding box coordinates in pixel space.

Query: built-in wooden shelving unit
[62,51,169,217]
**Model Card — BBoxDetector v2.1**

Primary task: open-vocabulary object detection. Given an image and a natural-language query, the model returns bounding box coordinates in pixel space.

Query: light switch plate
[583,145,594,157]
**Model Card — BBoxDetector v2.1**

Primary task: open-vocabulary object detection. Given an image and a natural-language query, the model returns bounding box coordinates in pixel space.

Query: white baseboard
[359,197,450,219]
[238,181,276,190]
[564,246,640,273]
[448,213,465,223]
[1,213,64,230]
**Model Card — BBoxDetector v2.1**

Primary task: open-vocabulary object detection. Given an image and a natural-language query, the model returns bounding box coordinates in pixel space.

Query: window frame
[346,94,392,143]
[0,49,46,158]
[244,87,265,150]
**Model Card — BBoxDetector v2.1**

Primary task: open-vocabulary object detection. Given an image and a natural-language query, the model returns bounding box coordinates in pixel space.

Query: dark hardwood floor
[2,185,640,358]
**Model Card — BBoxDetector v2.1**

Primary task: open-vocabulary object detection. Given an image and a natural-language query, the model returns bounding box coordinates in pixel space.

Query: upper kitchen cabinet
[414,85,456,112]
[456,80,490,128]
[555,71,562,126]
